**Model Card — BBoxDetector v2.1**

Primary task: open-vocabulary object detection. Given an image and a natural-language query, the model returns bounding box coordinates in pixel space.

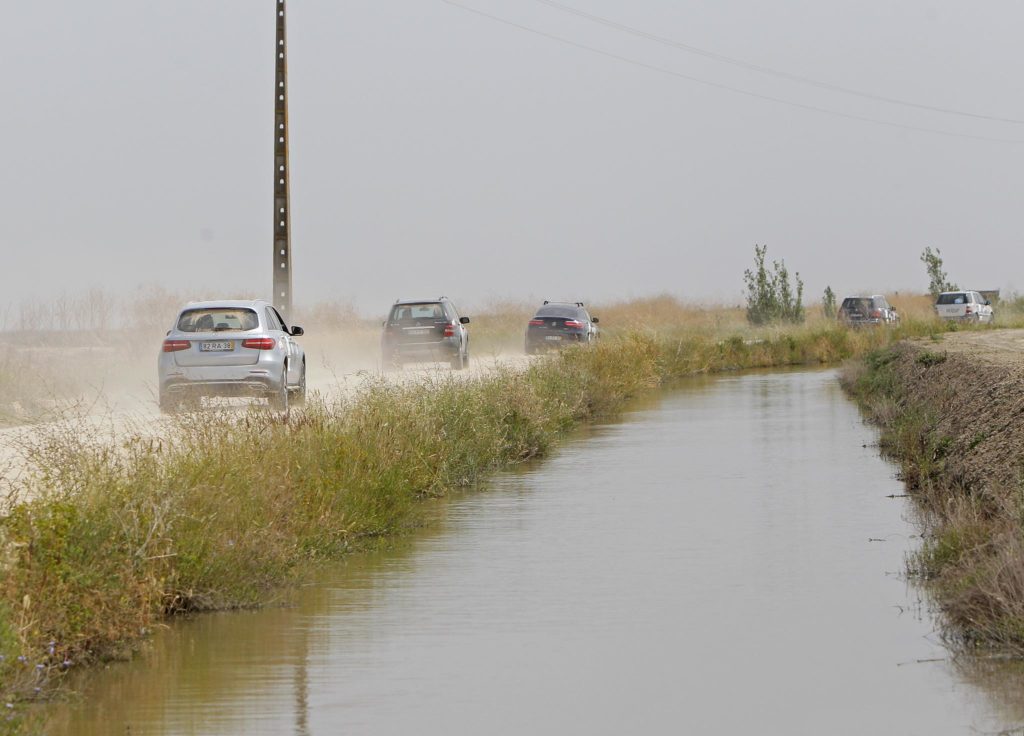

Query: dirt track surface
[925,328,1024,367]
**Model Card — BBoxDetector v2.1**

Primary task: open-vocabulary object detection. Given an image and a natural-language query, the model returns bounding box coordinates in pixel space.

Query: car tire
[289,362,307,407]
[159,392,181,414]
[269,374,289,412]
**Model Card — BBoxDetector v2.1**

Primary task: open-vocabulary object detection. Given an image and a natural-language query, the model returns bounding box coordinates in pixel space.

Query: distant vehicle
[525,301,600,354]
[158,300,305,412]
[381,297,470,370]
[934,291,995,323]
[837,295,900,326]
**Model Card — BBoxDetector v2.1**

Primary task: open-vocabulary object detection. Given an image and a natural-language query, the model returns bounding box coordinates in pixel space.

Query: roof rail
[543,300,549,305]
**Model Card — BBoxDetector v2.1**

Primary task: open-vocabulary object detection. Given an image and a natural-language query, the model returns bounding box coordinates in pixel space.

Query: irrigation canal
[45,369,1024,734]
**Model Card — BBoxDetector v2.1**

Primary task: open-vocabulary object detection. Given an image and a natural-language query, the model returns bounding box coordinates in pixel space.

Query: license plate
[407,328,431,335]
[545,336,563,341]
[200,341,234,352]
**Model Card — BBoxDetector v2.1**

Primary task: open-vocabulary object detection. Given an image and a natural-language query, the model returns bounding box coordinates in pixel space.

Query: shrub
[743,245,805,325]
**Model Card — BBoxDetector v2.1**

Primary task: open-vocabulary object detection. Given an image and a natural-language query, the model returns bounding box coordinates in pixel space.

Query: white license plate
[200,341,234,352]
[545,336,563,341]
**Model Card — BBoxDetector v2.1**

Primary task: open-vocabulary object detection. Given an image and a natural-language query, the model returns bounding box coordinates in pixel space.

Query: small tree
[743,245,805,325]
[921,247,957,298]
[822,286,837,320]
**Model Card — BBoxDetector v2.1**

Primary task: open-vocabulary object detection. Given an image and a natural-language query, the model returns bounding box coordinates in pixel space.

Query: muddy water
[44,370,1024,735]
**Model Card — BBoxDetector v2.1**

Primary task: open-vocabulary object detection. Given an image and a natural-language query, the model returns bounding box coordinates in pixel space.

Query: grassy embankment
[844,342,1024,653]
[0,293,1011,727]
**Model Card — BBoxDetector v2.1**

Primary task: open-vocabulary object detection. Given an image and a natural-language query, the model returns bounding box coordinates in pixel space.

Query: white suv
[934,291,995,323]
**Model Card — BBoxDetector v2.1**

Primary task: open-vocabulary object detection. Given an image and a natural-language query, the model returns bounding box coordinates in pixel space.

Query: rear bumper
[840,318,883,327]
[159,365,283,396]
[525,331,587,348]
[383,340,460,361]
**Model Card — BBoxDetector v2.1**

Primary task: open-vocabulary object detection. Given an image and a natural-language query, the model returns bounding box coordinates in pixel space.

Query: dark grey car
[381,297,470,370]
[838,295,899,326]
[525,302,599,354]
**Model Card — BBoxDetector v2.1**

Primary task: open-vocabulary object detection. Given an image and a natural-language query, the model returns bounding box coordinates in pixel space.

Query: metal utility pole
[273,0,293,319]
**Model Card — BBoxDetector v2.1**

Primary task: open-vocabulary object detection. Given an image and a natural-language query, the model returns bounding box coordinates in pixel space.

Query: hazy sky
[4,1,1023,313]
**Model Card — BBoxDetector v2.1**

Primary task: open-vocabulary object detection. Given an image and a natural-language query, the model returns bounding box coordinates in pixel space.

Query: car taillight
[528,319,545,326]
[870,309,882,318]
[443,322,456,337]
[965,306,974,314]
[242,338,277,350]
[564,320,585,329]
[162,339,190,352]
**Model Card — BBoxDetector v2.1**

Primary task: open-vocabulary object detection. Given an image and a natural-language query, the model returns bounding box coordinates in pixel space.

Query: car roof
[393,297,450,305]
[180,299,271,311]
[539,301,585,307]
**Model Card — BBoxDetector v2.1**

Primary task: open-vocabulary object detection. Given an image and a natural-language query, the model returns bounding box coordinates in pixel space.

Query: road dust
[0,295,533,509]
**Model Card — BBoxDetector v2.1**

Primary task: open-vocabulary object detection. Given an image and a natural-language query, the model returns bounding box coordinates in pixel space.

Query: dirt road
[924,328,1024,367]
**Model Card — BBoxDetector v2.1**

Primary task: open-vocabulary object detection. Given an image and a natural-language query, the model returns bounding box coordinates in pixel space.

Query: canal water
[45,370,1024,734]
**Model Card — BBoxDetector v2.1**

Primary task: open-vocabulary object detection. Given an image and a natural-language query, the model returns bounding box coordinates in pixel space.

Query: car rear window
[535,306,580,319]
[390,303,446,323]
[936,293,968,305]
[840,298,871,311]
[177,308,259,332]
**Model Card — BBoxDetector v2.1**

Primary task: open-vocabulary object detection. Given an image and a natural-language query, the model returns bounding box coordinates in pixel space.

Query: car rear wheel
[159,392,181,414]
[269,375,289,412]
[289,362,307,406]
[451,351,466,371]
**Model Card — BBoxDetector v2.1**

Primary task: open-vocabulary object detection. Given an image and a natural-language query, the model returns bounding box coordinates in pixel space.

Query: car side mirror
[592,317,599,324]
[290,325,304,337]
[985,299,992,306]
[460,316,470,325]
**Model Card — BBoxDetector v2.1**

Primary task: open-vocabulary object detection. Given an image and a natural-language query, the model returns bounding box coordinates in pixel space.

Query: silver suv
[935,291,995,323]
[158,300,306,412]
[381,297,470,370]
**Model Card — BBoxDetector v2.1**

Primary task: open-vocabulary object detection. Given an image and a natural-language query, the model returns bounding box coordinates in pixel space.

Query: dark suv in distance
[381,297,470,370]
[525,301,599,354]
[837,295,900,326]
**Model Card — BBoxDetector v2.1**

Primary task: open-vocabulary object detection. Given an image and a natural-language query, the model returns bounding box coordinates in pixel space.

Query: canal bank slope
[844,329,1024,651]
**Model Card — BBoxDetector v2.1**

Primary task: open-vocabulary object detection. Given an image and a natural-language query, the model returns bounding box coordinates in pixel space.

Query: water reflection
[44,370,1024,735]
